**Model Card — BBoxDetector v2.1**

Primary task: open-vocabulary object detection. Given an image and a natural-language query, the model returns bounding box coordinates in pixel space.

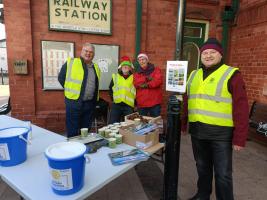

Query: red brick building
[3,0,267,133]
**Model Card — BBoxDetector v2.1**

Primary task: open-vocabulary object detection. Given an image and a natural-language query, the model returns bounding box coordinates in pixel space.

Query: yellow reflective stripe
[187,70,198,95]
[216,66,234,97]
[114,86,132,92]
[130,87,136,95]
[189,94,232,103]
[189,109,232,120]
[93,63,101,101]
[112,73,119,91]
[66,58,83,84]
[114,95,135,103]
[64,87,80,94]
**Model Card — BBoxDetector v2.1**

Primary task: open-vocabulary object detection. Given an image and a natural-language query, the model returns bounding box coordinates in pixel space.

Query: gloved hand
[146,76,153,81]
[140,83,148,88]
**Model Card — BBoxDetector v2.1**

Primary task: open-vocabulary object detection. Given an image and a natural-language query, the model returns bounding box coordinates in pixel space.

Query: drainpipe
[221,0,239,57]
[135,0,142,58]
[134,0,142,71]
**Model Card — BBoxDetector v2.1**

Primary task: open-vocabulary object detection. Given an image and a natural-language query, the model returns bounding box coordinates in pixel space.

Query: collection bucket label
[50,168,73,190]
[0,143,10,161]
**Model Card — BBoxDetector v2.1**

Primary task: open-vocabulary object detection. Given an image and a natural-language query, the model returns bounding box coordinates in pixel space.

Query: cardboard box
[119,124,159,149]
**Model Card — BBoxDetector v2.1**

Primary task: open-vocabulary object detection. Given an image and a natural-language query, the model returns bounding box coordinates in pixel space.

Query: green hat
[118,56,134,69]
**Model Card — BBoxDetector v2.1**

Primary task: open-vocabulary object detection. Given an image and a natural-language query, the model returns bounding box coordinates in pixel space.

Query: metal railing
[0,68,8,85]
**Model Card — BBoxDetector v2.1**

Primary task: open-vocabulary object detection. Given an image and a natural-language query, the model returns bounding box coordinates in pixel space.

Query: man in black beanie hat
[181,38,249,200]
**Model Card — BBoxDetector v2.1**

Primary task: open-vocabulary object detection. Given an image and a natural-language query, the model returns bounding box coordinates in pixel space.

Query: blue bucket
[0,127,30,167]
[45,141,88,195]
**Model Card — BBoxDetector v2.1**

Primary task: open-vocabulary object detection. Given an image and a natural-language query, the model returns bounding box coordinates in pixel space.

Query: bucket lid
[45,141,86,160]
[0,127,29,138]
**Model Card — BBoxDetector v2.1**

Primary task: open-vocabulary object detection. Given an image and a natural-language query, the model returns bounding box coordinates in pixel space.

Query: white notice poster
[166,61,188,93]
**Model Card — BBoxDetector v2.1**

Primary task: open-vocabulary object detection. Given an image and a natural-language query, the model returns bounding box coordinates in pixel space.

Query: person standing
[58,43,101,137]
[108,56,136,123]
[133,53,163,117]
[182,38,249,200]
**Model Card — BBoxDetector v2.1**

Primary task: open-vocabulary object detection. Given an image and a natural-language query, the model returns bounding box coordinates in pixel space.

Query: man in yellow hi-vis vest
[58,43,100,137]
[182,38,249,200]
[108,56,136,123]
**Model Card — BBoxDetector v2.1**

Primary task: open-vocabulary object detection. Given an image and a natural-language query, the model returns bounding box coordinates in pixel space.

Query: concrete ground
[1,134,267,200]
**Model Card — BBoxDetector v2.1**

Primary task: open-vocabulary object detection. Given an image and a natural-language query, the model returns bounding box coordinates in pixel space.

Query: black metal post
[163,0,186,199]
[175,0,186,60]
[163,95,182,200]
[1,68,4,85]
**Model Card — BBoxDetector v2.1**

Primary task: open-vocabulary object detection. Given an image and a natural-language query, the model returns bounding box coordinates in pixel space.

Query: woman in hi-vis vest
[108,56,135,124]
[182,38,249,200]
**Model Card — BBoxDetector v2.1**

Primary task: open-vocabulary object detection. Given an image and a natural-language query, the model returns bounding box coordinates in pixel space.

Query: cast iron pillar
[163,95,182,200]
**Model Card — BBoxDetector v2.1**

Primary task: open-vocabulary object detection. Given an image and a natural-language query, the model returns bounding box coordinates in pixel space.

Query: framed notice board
[93,44,119,90]
[41,40,75,90]
[41,41,118,91]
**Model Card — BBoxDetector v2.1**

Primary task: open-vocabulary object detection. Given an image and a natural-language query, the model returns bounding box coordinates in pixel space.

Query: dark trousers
[191,137,234,200]
[65,99,96,137]
[109,103,133,124]
[138,104,161,117]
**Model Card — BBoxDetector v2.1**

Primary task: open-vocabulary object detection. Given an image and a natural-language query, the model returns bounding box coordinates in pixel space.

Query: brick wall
[5,0,137,133]
[4,0,36,119]
[141,0,222,117]
[229,0,267,106]
[5,0,266,133]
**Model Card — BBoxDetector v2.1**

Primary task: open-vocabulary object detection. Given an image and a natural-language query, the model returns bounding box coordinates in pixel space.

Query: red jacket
[133,67,163,108]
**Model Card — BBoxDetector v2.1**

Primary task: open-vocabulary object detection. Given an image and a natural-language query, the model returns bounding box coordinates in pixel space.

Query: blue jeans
[109,103,133,124]
[138,104,161,117]
[191,137,233,200]
[65,99,96,137]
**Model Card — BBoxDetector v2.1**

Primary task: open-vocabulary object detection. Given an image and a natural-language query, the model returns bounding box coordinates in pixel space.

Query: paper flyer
[166,61,188,93]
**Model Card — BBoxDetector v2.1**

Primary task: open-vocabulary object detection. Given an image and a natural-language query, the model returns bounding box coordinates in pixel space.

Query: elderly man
[58,43,101,137]
[182,38,249,200]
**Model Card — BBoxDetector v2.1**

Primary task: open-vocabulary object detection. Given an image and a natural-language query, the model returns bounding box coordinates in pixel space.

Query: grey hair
[82,43,95,52]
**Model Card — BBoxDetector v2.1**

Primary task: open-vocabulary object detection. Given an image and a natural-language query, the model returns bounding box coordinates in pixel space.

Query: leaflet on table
[108,149,149,166]
[134,124,158,135]
[166,61,188,93]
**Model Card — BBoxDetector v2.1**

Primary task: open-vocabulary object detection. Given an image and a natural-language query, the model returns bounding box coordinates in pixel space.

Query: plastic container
[115,134,123,144]
[0,127,30,167]
[45,141,89,195]
[108,138,116,148]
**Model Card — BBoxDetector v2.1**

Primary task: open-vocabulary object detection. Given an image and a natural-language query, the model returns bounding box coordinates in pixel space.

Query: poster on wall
[166,61,188,93]
[41,40,74,90]
[48,0,112,35]
[93,44,119,90]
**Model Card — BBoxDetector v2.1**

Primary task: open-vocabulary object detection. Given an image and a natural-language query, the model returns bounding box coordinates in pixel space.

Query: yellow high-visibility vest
[64,58,101,100]
[112,73,136,107]
[187,64,238,127]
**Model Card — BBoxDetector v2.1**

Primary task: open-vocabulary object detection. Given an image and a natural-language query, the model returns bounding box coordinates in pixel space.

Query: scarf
[138,63,155,76]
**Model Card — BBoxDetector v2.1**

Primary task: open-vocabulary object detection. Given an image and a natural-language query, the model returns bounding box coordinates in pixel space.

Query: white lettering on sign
[49,0,111,34]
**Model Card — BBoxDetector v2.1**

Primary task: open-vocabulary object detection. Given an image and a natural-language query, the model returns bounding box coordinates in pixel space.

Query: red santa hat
[137,53,149,61]
[118,56,134,69]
